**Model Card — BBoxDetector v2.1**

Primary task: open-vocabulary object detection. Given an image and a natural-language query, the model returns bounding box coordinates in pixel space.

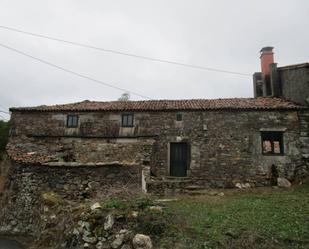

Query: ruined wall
[9,109,309,191]
[0,162,141,235]
[279,66,309,106]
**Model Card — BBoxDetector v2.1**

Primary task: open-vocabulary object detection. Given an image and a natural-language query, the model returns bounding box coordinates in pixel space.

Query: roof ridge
[9,97,306,112]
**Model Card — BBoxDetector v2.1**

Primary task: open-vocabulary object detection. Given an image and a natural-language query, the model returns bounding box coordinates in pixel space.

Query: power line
[0,110,9,114]
[0,43,152,100]
[0,25,251,77]
[0,114,8,121]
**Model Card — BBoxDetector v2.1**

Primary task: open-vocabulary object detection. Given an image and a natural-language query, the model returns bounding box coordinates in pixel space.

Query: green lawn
[163,185,309,249]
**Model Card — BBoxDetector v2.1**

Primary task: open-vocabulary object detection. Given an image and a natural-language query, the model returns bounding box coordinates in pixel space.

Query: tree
[0,121,10,151]
[118,93,130,101]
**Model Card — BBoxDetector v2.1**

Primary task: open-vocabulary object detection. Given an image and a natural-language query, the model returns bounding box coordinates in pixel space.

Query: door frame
[168,141,190,177]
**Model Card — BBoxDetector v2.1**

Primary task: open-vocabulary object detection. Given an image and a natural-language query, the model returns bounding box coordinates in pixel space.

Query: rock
[91,202,102,210]
[208,190,219,196]
[111,234,125,248]
[106,173,116,179]
[73,228,80,235]
[88,181,100,189]
[83,235,97,244]
[42,192,61,206]
[82,230,92,238]
[43,206,49,212]
[243,183,251,188]
[132,234,153,249]
[50,214,56,219]
[78,221,91,231]
[121,245,132,249]
[149,206,163,212]
[96,241,109,249]
[96,241,103,249]
[10,220,17,226]
[104,214,115,230]
[119,229,129,234]
[129,211,139,218]
[235,183,242,189]
[84,243,90,248]
[277,177,292,188]
[155,198,177,203]
[218,192,225,196]
[61,242,67,248]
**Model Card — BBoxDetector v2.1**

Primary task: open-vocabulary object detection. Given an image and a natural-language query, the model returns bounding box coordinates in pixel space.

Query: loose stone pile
[61,200,165,249]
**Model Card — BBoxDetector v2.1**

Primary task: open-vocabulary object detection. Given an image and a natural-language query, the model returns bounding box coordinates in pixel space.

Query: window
[67,115,79,128]
[261,131,284,155]
[176,113,182,121]
[122,114,133,127]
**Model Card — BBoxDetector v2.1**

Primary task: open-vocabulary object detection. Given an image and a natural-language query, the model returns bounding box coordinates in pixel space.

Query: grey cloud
[0,0,308,120]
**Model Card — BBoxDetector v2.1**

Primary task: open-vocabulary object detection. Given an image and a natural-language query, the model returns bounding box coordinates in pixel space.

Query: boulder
[132,234,153,249]
[104,214,114,230]
[277,177,292,188]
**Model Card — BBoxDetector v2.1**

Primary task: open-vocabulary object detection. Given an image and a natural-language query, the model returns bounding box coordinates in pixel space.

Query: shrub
[0,121,9,151]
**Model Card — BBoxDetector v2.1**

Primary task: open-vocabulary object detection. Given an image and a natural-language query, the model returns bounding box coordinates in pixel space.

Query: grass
[164,185,309,249]
[100,196,153,209]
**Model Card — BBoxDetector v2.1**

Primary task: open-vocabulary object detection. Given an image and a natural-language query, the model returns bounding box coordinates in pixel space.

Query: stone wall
[8,109,309,194]
[0,162,141,235]
[279,65,309,106]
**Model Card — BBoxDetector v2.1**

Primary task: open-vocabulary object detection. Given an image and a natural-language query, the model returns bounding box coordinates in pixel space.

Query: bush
[0,121,9,151]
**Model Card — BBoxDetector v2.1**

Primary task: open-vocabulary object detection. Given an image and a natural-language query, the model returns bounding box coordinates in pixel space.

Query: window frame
[261,131,284,155]
[121,113,134,127]
[66,114,79,128]
[176,113,183,121]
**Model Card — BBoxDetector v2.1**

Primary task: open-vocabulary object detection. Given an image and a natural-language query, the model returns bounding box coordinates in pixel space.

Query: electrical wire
[0,25,251,76]
[0,43,153,100]
[0,110,9,114]
[0,114,8,121]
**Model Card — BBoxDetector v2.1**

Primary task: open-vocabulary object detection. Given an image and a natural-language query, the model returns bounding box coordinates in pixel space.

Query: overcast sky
[0,0,308,119]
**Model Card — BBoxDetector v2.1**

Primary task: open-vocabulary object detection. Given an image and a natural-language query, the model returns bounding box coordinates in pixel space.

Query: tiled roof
[278,62,309,71]
[9,97,306,112]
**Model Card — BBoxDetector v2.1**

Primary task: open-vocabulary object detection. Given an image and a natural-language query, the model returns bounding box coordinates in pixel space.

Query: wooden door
[170,143,188,177]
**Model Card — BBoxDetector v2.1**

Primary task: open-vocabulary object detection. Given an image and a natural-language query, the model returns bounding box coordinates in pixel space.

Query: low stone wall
[0,162,141,235]
[145,176,270,195]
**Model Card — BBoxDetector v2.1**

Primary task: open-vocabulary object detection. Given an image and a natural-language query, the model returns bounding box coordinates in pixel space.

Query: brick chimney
[260,46,274,76]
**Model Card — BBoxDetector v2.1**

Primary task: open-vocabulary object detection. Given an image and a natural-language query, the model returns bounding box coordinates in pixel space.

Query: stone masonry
[6,104,309,194]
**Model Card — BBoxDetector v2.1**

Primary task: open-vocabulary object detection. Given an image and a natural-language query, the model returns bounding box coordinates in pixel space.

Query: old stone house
[5,47,309,195]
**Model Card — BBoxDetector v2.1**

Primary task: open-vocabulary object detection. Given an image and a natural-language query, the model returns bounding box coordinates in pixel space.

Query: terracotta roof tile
[9,97,306,112]
[6,142,56,165]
